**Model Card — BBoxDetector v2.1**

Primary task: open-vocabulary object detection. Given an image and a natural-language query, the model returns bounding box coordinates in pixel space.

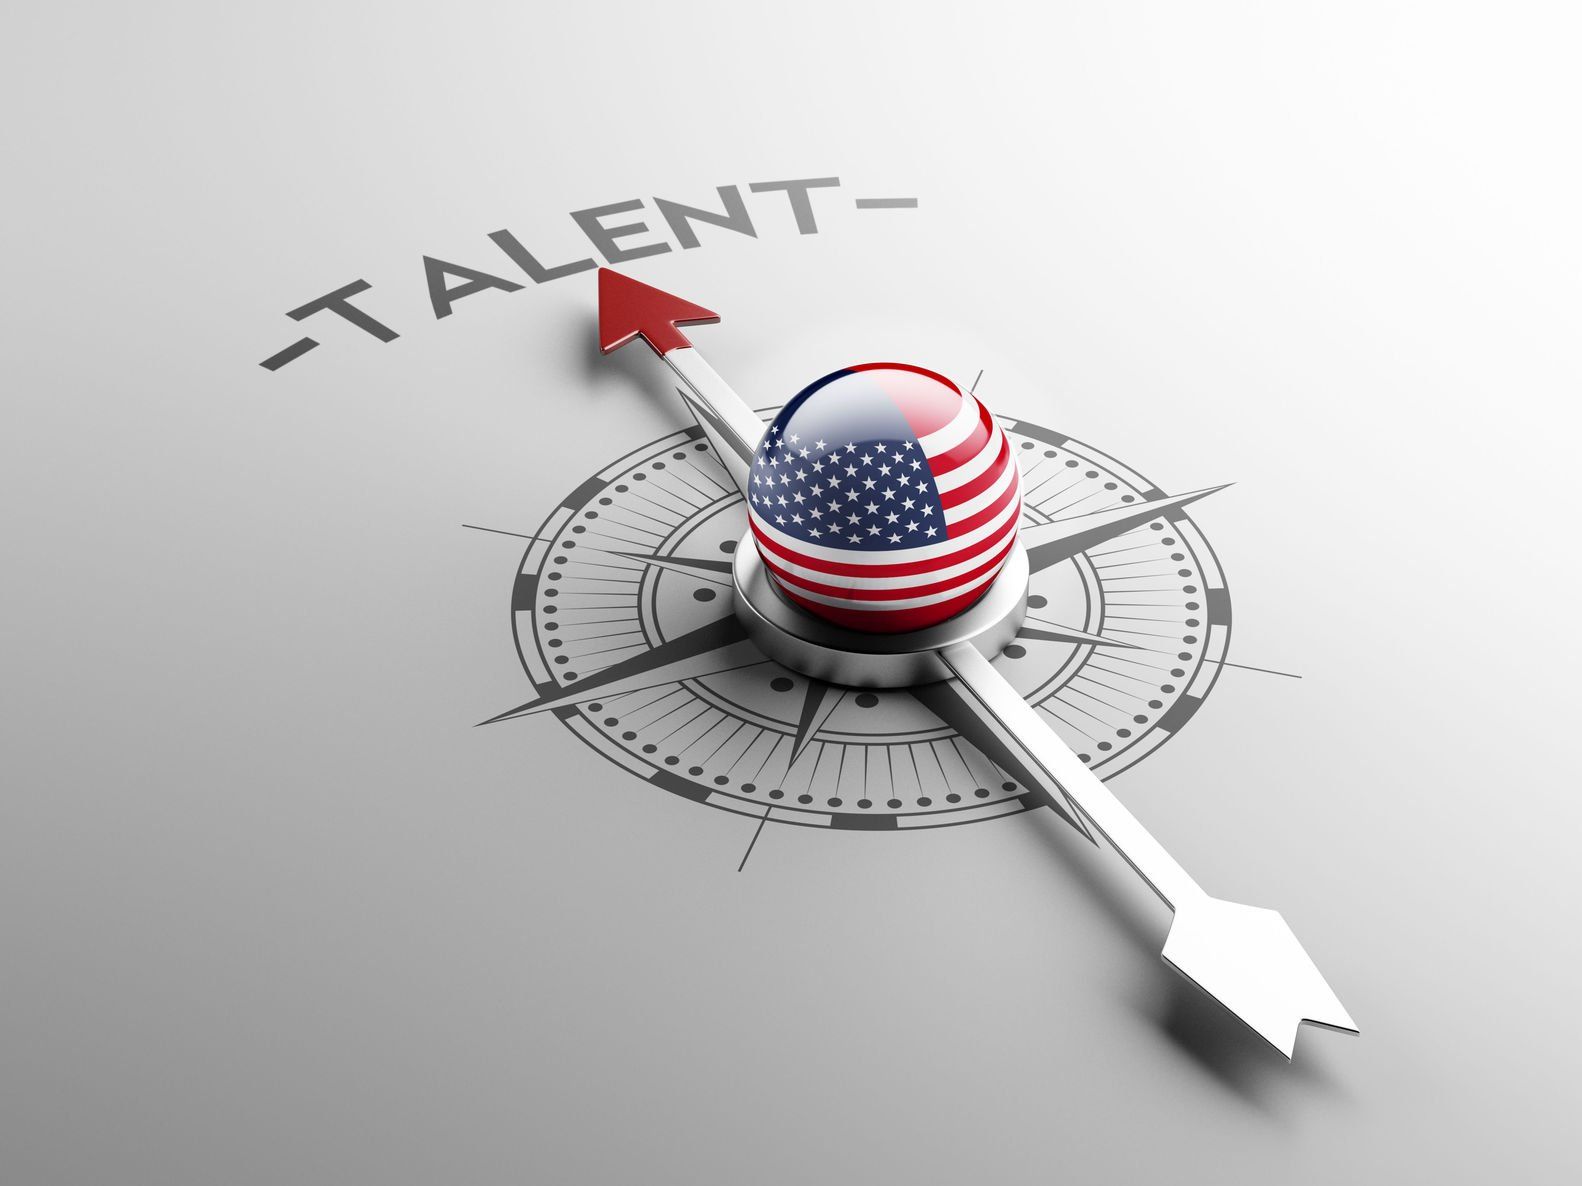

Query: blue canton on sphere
[749,419,947,552]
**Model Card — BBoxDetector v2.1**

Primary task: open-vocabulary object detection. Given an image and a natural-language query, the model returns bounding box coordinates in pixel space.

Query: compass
[480,267,1354,1058]
[497,415,1229,831]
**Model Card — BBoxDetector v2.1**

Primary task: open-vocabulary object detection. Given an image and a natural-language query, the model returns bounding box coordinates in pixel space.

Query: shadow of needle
[1019,804,1350,1109]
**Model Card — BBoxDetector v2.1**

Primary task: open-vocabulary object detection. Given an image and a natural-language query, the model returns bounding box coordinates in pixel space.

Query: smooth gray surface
[4,3,1579,1183]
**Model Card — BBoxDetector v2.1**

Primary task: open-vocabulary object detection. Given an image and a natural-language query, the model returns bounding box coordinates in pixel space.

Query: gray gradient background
[5,3,1580,1183]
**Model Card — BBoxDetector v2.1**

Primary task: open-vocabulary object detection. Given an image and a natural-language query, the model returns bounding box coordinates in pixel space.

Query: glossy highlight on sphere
[745,363,1022,634]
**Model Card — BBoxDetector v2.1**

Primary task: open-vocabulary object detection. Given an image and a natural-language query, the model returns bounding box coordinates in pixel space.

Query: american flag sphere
[747,363,1023,634]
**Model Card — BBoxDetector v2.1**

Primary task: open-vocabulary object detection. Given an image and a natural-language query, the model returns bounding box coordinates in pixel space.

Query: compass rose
[478,269,1356,1059]
[486,415,1229,834]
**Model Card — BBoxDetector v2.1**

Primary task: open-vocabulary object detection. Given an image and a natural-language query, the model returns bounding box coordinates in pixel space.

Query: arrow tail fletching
[1161,896,1358,1058]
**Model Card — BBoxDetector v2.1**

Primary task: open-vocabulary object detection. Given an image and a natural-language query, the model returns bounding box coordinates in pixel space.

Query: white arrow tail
[1162,896,1358,1058]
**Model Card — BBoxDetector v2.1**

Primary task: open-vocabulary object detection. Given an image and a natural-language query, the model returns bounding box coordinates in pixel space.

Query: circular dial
[509,411,1230,830]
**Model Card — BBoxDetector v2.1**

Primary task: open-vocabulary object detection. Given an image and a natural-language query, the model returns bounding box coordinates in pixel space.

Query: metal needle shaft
[938,641,1202,907]
[664,348,762,496]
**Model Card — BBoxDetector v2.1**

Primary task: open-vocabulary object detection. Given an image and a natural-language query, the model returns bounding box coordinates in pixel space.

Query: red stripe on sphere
[757,531,1018,604]
[927,398,997,475]
[940,432,1012,510]
[776,583,1002,634]
[944,472,1021,540]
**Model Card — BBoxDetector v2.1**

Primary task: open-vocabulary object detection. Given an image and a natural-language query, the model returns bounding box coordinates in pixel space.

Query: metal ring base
[731,537,1028,688]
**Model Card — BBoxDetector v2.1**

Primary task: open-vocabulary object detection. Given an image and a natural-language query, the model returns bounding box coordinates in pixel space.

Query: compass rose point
[1020,482,1232,575]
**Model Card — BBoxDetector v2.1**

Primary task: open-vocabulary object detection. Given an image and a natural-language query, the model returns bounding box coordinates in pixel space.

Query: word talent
[258,176,917,371]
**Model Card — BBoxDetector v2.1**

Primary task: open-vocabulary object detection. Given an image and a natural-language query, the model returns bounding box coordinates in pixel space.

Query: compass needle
[935,641,1357,1057]
[909,679,1094,841]
[530,277,1351,1056]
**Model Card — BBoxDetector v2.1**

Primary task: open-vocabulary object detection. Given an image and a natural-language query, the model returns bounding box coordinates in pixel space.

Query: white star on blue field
[748,423,947,550]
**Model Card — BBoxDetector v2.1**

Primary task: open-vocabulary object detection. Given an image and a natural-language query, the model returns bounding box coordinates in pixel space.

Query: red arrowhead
[598,268,720,356]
